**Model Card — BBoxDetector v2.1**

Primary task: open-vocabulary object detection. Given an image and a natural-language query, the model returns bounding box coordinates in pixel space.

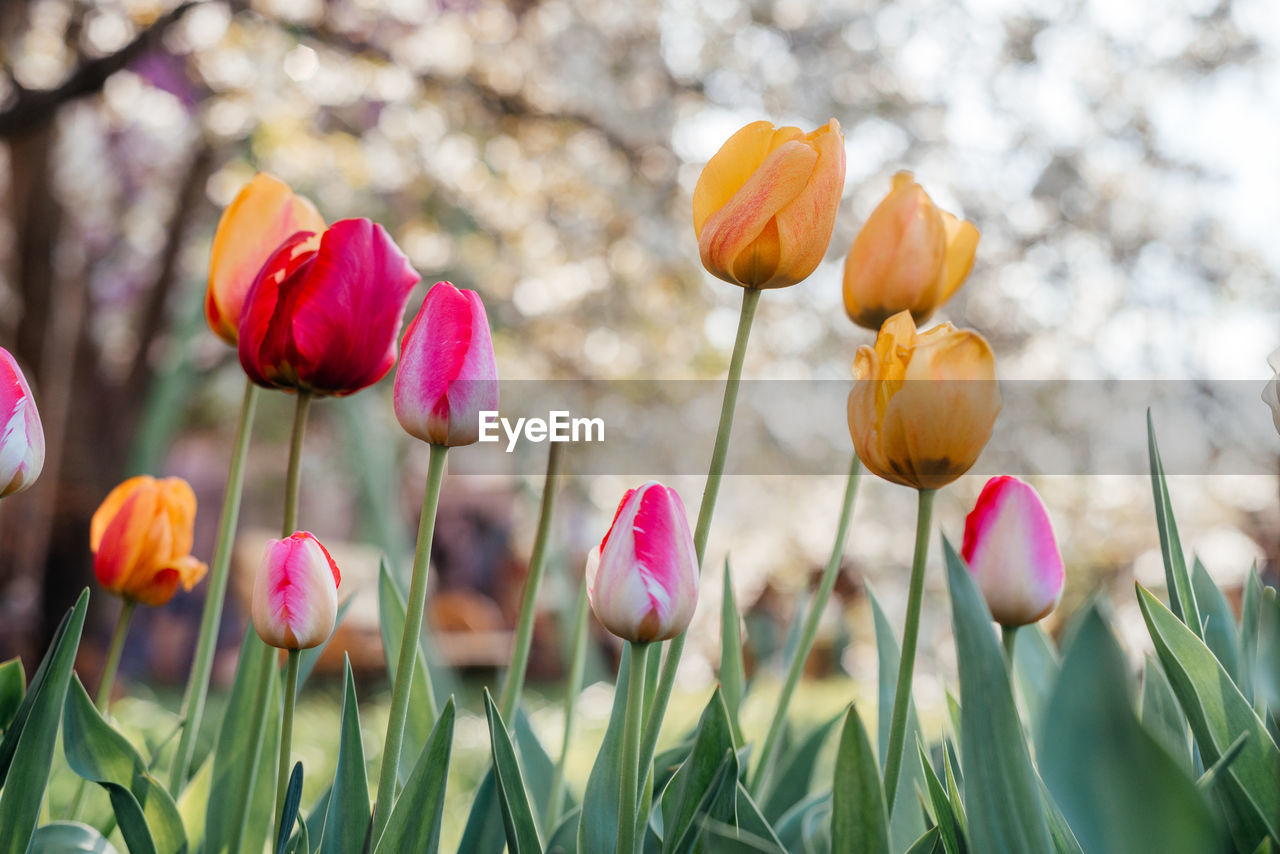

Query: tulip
[206,173,325,344]
[251,531,341,650]
[692,119,846,289]
[848,310,1000,490]
[238,218,420,397]
[0,347,44,498]
[842,171,979,330]
[588,482,698,643]
[394,281,499,446]
[961,476,1065,626]
[91,476,208,607]
[1263,348,1280,434]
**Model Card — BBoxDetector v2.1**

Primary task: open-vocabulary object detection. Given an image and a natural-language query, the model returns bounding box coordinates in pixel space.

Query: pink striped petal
[0,348,44,498]
[252,531,341,649]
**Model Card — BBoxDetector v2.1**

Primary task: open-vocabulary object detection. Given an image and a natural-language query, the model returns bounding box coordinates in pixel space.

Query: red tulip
[0,347,44,498]
[237,218,420,397]
[251,531,341,650]
[393,282,499,446]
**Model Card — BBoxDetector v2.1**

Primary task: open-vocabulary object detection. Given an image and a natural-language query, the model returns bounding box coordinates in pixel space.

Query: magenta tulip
[0,347,44,498]
[237,218,420,397]
[961,476,1065,626]
[251,531,342,650]
[393,281,498,446]
[588,482,698,643]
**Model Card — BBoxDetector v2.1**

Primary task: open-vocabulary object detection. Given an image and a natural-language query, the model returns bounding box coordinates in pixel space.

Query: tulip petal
[692,122,804,237]
[252,532,340,649]
[936,212,980,305]
[0,349,44,497]
[771,120,846,288]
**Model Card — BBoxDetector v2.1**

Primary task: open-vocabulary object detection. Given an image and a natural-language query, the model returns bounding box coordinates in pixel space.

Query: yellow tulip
[842,172,979,330]
[848,310,1000,490]
[693,119,845,289]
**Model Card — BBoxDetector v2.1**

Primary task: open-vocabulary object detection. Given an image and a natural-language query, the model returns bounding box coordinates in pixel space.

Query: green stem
[169,379,259,793]
[617,642,649,854]
[228,643,275,854]
[499,440,563,721]
[636,286,760,781]
[96,600,136,711]
[275,649,300,841]
[1002,624,1019,665]
[547,577,590,827]
[282,391,312,537]
[372,443,449,842]
[749,455,862,795]
[882,487,937,813]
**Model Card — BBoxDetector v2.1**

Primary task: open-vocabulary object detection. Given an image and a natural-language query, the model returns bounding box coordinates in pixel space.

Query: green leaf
[456,770,504,854]
[1192,557,1241,681]
[1138,583,1280,845]
[484,690,543,853]
[721,784,786,853]
[546,806,581,854]
[374,697,455,854]
[378,559,437,780]
[514,707,562,826]
[905,827,943,854]
[1255,585,1280,715]
[1241,566,1262,704]
[1147,412,1202,636]
[0,658,24,732]
[662,688,737,854]
[868,585,926,851]
[1011,623,1060,748]
[759,712,840,824]
[297,596,355,689]
[666,750,740,854]
[1140,655,1194,775]
[945,541,1051,854]
[276,762,304,854]
[774,791,830,852]
[1038,778,1085,854]
[578,643,634,853]
[63,676,187,854]
[830,704,888,854]
[720,559,747,745]
[918,742,965,854]
[0,588,88,853]
[28,822,122,854]
[1040,604,1219,854]
[319,658,369,854]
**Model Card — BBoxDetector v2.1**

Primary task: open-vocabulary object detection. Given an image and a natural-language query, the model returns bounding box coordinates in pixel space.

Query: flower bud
[848,311,1000,490]
[91,476,208,606]
[693,119,846,289]
[238,218,420,397]
[206,173,324,344]
[961,476,1064,626]
[588,482,698,643]
[251,531,341,650]
[394,282,499,446]
[0,347,44,498]
[842,172,979,330]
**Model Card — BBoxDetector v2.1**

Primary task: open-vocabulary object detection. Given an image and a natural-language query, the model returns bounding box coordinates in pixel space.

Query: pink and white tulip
[393,281,499,446]
[961,476,1065,626]
[0,347,44,498]
[588,482,698,643]
[251,531,342,650]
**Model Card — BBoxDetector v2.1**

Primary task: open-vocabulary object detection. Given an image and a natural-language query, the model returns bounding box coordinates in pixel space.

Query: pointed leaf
[319,658,370,853]
[485,690,543,853]
[830,705,888,854]
[1010,624,1059,747]
[760,712,840,824]
[546,806,581,854]
[1147,412,1201,635]
[1241,566,1262,704]
[514,707,561,825]
[918,742,965,854]
[1192,557,1240,681]
[374,697,455,854]
[666,750,739,854]
[662,688,737,854]
[275,762,304,854]
[1141,655,1194,775]
[0,658,24,732]
[28,822,122,854]
[721,560,747,745]
[578,643,634,853]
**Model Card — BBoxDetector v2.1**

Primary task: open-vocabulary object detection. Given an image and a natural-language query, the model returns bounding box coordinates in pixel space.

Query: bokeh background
[2,0,1280,839]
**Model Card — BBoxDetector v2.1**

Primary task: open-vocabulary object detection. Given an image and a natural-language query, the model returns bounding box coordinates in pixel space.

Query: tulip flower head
[0,347,44,498]
[961,476,1065,626]
[206,173,325,344]
[588,482,698,643]
[238,218,421,397]
[91,476,208,607]
[693,119,846,289]
[842,172,979,330]
[251,531,341,650]
[394,282,499,446]
[1262,347,1280,434]
[848,311,1000,490]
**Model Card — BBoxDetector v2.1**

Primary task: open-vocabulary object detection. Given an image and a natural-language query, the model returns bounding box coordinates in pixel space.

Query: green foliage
[758,713,839,825]
[483,690,543,853]
[28,822,121,853]
[578,643,635,853]
[1147,412,1203,636]
[0,658,24,732]
[275,762,304,854]
[378,559,438,771]
[374,697,455,854]
[660,688,737,853]
[318,658,369,853]
[830,705,888,854]
[720,560,747,746]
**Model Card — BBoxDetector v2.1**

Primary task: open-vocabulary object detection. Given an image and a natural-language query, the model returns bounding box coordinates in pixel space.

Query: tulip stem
[749,454,862,796]
[96,599,136,711]
[283,391,312,537]
[169,379,260,793]
[548,576,590,827]
[228,642,276,854]
[499,440,564,722]
[1002,625,1019,665]
[636,286,760,786]
[618,641,649,854]
[372,442,449,843]
[274,649,300,841]
[883,487,937,813]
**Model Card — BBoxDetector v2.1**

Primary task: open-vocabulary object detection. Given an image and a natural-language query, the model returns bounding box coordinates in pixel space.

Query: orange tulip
[91,476,208,607]
[847,311,999,490]
[206,173,324,344]
[693,119,846,289]
[842,172,979,330]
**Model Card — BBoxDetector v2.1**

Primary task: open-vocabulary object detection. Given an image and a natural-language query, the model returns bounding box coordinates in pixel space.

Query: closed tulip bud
[842,171,979,330]
[693,119,846,290]
[251,531,341,650]
[91,476,208,607]
[394,282,499,446]
[238,218,420,397]
[206,173,325,344]
[588,482,698,643]
[848,311,1000,490]
[1262,348,1280,434]
[961,476,1064,626]
[0,347,44,498]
